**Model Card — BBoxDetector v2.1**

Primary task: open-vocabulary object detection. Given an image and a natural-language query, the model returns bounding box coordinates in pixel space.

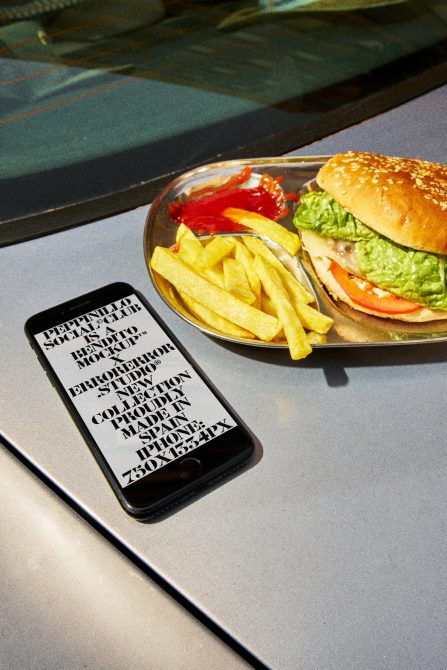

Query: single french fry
[234,240,262,308]
[203,265,226,289]
[223,207,300,257]
[306,331,327,345]
[242,236,314,304]
[223,257,256,304]
[253,255,312,360]
[173,224,203,264]
[178,290,254,338]
[177,237,202,264]
[176,222,199,244]
[261,294,285,342]
[292,300,333,334]
[261,291,278,318]
[196,236,236,270]
[151,247,282,341]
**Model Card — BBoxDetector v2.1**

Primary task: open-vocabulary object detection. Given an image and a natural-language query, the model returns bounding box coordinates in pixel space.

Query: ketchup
[168,167,299,234]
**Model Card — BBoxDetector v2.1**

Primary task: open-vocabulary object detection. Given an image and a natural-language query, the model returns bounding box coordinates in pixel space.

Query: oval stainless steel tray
[143,156,447,348]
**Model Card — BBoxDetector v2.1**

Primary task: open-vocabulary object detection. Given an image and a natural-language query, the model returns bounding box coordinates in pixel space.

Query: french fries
[253,255,312,360]
[234,240,262,309]
[242,235,314,305]
[195,235,236,271]
[150,214,333,360]
[177,290,254,338]
[151,247,282,342]
[223,207,301,257]
[223,257,256,304]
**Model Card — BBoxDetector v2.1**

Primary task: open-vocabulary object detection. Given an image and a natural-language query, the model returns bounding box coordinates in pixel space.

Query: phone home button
[179,457,203,481]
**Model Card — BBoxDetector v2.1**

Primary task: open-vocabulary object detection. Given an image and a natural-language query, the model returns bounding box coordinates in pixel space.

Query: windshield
[1,0,447,242]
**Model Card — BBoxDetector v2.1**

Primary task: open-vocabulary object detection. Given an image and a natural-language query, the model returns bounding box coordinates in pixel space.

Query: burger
[293,151,447,322]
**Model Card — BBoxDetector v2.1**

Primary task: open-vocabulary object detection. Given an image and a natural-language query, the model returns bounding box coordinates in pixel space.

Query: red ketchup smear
[167,167,299,234]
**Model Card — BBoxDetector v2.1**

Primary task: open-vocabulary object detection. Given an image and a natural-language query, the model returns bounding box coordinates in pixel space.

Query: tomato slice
[330,261,421,314]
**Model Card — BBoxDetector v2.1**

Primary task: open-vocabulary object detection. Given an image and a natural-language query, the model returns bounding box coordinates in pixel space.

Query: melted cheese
[300,230,360,275]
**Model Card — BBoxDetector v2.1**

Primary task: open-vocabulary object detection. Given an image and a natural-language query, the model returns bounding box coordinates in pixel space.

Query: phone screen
[26,283,254,517]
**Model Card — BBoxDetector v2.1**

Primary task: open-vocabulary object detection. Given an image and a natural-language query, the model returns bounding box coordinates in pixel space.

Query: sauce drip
[168,167,299,233]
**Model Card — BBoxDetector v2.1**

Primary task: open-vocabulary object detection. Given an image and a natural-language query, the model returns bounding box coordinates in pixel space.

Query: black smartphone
[25,282,255,519]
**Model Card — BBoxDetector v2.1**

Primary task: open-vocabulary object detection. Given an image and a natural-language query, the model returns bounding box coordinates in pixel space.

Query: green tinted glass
[1,0,447,234]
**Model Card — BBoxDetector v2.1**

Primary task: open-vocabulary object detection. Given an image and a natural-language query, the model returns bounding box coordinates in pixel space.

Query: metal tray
[143,156,447,348]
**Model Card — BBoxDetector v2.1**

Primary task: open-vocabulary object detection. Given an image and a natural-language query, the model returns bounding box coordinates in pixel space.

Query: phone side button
[179,457,203,481]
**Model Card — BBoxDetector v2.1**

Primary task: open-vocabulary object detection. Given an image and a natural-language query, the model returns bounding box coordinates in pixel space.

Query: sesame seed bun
[317,152,447,254]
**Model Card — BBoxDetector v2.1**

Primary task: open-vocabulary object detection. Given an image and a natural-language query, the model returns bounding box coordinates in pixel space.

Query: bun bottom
[309,255,447,323]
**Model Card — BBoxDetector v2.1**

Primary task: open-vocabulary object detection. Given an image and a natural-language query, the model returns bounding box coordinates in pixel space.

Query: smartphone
[25,282,255,519]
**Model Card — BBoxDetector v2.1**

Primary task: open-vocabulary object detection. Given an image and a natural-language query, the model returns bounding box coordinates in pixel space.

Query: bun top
[316,151,447,254]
